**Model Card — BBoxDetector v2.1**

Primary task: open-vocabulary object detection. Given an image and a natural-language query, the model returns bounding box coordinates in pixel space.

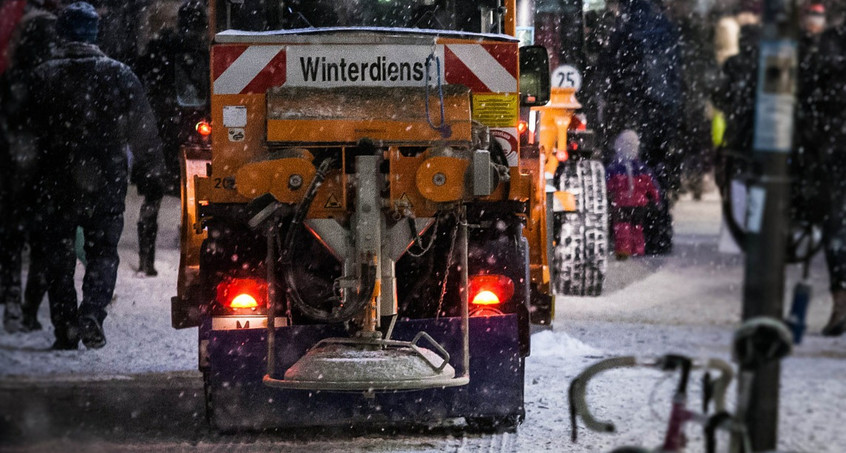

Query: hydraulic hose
[281,158,377,323]
[424,53,451,138]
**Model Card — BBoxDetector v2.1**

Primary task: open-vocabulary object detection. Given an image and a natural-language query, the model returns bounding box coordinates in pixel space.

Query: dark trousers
[44,206,124,338]
[0,204,49,311]
[823,148,846,292]
[138,195,161,266]
[0,218,24,306]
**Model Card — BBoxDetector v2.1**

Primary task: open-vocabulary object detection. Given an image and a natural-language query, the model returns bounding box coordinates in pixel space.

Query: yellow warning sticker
[472,94,519,128]
[398,192,413,208]
[324,194,342,209]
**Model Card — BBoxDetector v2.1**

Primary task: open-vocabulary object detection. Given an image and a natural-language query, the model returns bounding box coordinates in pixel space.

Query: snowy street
[2,189,845,452]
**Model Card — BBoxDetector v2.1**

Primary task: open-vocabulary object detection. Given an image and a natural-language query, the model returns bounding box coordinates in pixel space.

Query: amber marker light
[517,120,528,135]
[472,290,501,306]
[230,293,258,309]
[196,121,212,137]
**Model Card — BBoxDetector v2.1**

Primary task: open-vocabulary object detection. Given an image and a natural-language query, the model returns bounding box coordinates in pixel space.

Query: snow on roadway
[0,193,196,377]
[2,190,846,452]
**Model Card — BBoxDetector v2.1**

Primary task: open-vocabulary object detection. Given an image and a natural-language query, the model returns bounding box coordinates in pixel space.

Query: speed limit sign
[551,64,582,91]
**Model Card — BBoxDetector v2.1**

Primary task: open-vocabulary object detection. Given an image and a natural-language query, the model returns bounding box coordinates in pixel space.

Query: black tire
[552,159,608,296]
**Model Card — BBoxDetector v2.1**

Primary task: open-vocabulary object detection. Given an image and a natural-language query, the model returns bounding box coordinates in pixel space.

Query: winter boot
[20,273,46,332]
[137,221,158,277]
[80,315,106,349]
[822,290,846,337]
[51,325,79,350]
[21,303,42,332]
[3,300,24,333]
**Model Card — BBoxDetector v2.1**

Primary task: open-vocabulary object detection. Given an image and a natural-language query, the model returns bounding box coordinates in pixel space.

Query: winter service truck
[170,0,584,431]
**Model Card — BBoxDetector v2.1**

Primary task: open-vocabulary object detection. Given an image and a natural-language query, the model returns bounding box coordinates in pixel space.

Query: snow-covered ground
[2,189,845,452]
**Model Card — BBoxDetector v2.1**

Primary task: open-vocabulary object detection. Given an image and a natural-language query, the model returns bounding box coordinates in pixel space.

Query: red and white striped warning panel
[212,43,517,95]
[212,45,286,95]
[444,44,517,94]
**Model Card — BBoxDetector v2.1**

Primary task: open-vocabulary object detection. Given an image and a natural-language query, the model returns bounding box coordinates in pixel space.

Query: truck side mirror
[519,45,550,107]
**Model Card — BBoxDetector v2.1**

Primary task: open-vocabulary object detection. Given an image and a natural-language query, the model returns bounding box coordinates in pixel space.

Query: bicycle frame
[569,354,733,453]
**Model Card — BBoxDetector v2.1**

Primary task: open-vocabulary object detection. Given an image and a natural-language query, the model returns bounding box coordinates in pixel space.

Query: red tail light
[469,275,514,306]
[196,120,212,137]
[556,149,569,163]
[216,278,267,311]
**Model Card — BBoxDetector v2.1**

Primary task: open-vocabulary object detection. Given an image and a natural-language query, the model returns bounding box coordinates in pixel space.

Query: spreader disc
[265,340,469,391]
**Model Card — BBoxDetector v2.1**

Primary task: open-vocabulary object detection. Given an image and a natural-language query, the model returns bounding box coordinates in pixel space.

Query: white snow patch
[530,329,603,358]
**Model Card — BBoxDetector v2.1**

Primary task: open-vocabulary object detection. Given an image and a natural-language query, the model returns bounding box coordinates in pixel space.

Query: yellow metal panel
[505,0,516,37]
[267,119,472,144]
[308,170,347,217]
[555,191,577,212]
[235,158,316,203]
[177,145,210,302]
[209,94,267,204]
[266,86,473,144]
[507,167,532,202]
[519,148,550,291]
[388,148,438,218]
[531,87,582,175]
[415,156,469,203]
[472,93,519,128]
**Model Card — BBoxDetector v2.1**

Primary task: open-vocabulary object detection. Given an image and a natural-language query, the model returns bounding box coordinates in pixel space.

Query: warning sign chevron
[398,193,413,208]
[324,194,342,209]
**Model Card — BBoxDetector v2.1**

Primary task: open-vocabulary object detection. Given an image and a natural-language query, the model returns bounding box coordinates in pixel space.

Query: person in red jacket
[606,130,662,258]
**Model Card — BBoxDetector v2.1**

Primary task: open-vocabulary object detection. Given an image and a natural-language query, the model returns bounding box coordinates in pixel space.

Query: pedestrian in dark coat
[712,24,761,187]
[670,1,717,200]
[132,0,209,277]
[600,0,682,254]
[0,3,58,333]
[813,21,846,336]
[606,130,661,258]
[28,2,165,349]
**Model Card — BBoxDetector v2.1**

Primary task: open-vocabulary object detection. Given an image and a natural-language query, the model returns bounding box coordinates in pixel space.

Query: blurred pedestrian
[600,0,682,254]
[796,2,826,148]
[133,0,209,277]
[669,0,718,201]
[606,130,661,259]
[813,14,846,336]
[27,2,165,349]
[791,3,828,236]
[712,24,761,189]
[802,3,826,37]
[1,0,59,333]
[582,5,619,157]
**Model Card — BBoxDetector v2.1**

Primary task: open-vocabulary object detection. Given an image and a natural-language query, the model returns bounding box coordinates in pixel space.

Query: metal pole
[741,0,798,450]
[266,219,277,379]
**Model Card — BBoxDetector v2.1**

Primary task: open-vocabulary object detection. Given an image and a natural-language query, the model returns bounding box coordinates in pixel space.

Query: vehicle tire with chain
[552,159,608,296]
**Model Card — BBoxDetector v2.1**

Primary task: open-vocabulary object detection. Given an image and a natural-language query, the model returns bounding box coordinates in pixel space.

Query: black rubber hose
[281,158,377,323]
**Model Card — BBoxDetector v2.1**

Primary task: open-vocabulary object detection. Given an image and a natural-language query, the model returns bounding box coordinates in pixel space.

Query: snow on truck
[170,0,598,431]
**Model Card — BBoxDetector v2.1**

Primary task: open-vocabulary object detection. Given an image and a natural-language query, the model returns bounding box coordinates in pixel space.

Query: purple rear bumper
[204,314,525,430]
